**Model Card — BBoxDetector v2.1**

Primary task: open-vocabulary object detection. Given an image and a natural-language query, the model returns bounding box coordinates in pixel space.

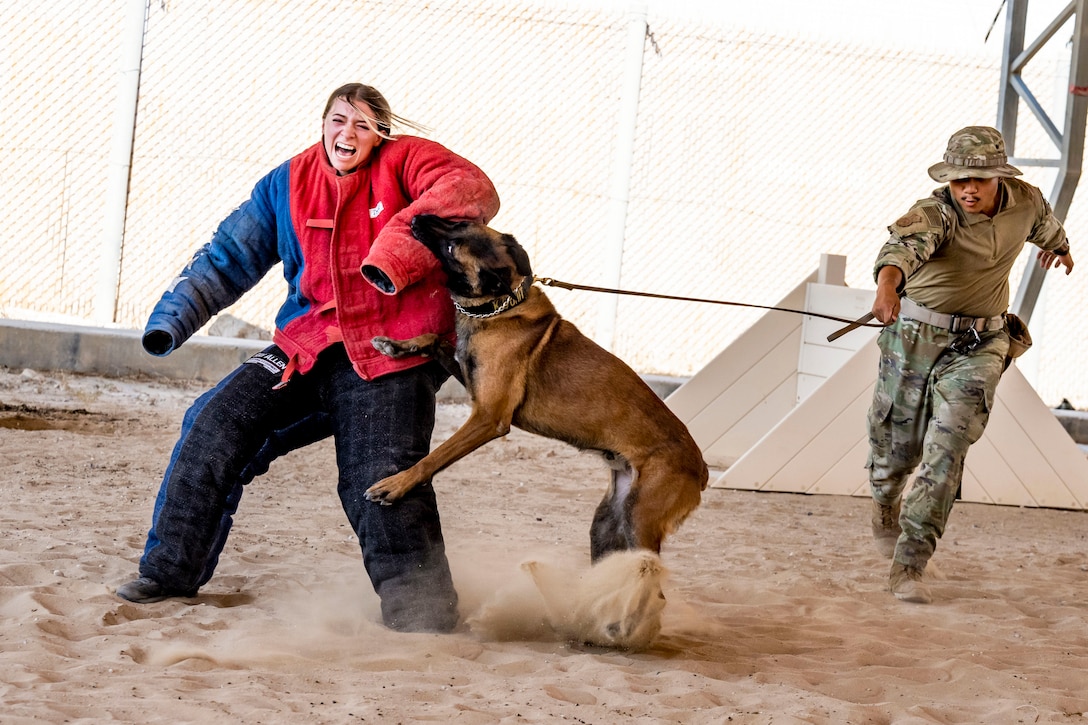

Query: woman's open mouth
[334,142,356,159]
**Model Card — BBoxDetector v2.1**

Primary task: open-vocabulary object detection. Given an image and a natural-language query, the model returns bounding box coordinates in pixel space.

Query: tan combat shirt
[873,177,1068,318]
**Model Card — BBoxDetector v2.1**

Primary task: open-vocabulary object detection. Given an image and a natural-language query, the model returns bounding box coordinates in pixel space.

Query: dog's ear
[411,214,465,244]
[502,234,533,277]
[479,268,515,297]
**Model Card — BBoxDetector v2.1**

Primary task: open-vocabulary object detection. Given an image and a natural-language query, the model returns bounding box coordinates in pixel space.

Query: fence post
[594,2,647,351]
[94,0,148,324]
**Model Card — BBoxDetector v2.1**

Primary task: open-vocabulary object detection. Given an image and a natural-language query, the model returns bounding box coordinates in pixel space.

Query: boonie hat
[927,125,1023,183]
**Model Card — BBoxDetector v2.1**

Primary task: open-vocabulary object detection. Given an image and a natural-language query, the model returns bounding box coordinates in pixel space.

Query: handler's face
[322,98,382,174]
[949,177,1000,217]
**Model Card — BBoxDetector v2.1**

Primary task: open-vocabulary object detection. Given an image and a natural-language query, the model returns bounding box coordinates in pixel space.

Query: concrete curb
[0,319,685,405]
[0,319,267,383]
[1054,410,1088,448]
[1,319,1081,443]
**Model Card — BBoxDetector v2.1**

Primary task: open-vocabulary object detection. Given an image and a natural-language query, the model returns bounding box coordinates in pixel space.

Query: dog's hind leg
[591,453,704,561]
[589,455,638,562]
[625,458,704,554]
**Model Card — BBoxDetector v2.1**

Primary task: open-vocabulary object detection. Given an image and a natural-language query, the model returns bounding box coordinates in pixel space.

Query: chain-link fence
[2,0,1086,405]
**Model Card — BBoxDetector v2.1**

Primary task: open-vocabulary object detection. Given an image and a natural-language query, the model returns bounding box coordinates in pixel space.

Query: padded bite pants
[139,344,458,631]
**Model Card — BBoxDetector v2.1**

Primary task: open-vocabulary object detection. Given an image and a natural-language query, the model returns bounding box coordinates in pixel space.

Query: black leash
[534,276,884,334]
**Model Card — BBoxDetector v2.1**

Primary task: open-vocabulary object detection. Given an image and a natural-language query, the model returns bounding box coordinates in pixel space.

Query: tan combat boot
[889,561,931,604]
[871,499,901,559]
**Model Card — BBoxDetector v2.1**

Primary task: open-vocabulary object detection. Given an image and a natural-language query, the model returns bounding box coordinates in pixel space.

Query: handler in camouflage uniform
[867,126,1074,604]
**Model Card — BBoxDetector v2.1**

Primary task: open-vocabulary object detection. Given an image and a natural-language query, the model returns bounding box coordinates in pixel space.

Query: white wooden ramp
[663,271,810,469]
[666,254,876,469]
[960,364,1088,509]
[668,254,1088,511]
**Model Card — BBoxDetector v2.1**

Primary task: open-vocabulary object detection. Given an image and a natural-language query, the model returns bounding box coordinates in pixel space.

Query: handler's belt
[900,298,1004,333]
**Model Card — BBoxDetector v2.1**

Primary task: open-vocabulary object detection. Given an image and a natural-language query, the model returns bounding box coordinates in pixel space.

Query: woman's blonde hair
[322,83,428,140]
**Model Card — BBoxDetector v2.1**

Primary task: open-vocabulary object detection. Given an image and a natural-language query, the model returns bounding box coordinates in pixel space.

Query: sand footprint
[543,684,598,706]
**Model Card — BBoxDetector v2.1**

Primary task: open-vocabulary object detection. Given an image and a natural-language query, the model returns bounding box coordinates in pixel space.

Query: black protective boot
[115,576,196,603]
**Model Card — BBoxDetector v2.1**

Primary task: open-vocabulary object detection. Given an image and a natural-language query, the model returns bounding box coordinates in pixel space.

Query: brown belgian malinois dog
[367,214,708,561]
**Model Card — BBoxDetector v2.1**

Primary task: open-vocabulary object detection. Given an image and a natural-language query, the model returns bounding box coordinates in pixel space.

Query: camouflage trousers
[867,317,1010,569]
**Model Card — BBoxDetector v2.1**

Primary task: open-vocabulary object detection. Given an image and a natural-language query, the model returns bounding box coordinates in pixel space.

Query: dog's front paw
[364,483,397,505]
[371,336,407,359]
[365,472,414,505]
[371,333,440,360]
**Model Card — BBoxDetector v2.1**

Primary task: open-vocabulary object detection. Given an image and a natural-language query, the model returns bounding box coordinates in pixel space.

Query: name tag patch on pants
[245,349,288,375]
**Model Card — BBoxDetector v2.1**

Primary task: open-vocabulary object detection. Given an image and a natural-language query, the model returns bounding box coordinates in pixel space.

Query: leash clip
[949,327,982,354]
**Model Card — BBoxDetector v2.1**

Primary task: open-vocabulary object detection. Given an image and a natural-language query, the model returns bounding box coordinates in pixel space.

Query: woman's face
[949,176,1001,217]
[322,97,383,174]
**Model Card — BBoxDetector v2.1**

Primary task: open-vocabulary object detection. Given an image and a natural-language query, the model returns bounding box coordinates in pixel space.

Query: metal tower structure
[999,0,1088,323]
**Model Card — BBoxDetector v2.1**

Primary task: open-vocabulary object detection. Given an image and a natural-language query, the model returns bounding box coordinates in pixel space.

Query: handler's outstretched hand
[872,286,901,325]
[1038,247,1074,275]
[872,265,905,325]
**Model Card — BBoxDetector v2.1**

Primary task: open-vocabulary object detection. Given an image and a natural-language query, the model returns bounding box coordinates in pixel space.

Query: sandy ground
[2,366,1088,724]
